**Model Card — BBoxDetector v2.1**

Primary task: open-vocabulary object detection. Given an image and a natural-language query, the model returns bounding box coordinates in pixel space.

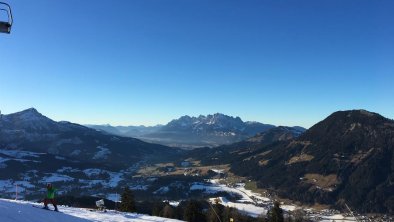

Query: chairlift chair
[0,2,12,34]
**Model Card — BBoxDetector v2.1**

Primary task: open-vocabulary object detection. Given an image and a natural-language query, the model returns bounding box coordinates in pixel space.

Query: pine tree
[268,201,284,222]
[161,204,175,218]
[292,209,306,222]
[183,200,204,222]
[152,202,163,216]
[207,199,223,222]
[119,187,136,212]
[220,206,243,222]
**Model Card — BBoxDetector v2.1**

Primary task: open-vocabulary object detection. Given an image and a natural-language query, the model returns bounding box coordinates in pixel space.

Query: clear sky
[0,0,393,128]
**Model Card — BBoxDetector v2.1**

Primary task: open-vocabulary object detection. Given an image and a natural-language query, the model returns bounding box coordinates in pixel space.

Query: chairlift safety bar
[0,2,13,25]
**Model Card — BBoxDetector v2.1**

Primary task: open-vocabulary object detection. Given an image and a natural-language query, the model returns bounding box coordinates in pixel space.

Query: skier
[43,183,58,211]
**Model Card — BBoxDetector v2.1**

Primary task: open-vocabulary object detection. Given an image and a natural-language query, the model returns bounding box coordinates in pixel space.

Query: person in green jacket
[43,183,58,211]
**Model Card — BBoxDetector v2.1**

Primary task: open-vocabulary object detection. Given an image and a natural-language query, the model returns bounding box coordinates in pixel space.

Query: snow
[210,197,267,217]
[180,161,190,167]
[57,167,80,173]
[319,214,357,222]
[83,169,103,177]
[92,146,111,160]
[193,181,357,221]
[211,169,224,174]
[79,179,106,188]
[280,204,296,212]
[70,150,82,156]
[166,201,180,207]
[0,180,36,196]
[107,172,123,188]
[0,149,43,159]
[41,173,74,183]
[191,180,272,204]
[191,181,270,217]
[0,156,10,163]
[191,179,301,218]
[0,198,183,222]
[154,186,170,194]
[0,180,17,193]
[14,181,35,189]
[105,193,120,202]
[129,185,148,191]
[232,183,271,203]
[81,169,123,188]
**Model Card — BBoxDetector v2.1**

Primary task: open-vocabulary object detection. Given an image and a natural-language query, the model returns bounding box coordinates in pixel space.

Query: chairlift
[0,2,13,34]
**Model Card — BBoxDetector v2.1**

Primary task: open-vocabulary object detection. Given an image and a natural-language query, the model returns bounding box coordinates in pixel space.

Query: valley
[0,108,393,221]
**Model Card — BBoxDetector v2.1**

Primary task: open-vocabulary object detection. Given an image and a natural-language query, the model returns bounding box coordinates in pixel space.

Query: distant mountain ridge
[0,108,178,166]
[187,125,305,166]
[88,113,304,148]
[161,113,273,135]
[86,124,162,137]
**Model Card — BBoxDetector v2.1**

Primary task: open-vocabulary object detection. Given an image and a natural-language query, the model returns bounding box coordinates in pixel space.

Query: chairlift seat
[0,21,10,33]
[0,2,12,34]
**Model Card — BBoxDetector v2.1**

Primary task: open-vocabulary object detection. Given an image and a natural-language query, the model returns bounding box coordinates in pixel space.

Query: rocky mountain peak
[16,108,44,120]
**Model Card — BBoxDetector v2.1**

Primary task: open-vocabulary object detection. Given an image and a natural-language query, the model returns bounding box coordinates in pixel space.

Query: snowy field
[191,179,358,222]
[0,199,183,222]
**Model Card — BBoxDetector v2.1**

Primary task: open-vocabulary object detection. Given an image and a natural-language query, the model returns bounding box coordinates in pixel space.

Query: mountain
[89,113,277,148]
[85,124,162,138]
[229,110,394,214]
[0,108,182,200]
[161,113,274,136]
[0,108,177,166]
[246,126,305,143]
[143,113,276,148]
[187,125,305,166]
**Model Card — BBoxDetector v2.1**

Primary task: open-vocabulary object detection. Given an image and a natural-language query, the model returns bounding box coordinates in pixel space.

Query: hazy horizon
[2,107,392,129]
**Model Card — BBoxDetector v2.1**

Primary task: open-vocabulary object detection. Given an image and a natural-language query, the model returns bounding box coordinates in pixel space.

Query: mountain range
[88,113,305,148]
[1,108,393,214]
[0,108,178,167]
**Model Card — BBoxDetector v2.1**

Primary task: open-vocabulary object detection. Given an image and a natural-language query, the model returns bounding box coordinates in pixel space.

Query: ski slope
[0,199,183,222]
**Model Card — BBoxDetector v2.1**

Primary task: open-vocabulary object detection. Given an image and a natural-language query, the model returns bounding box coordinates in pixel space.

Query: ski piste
[32,204,60,212]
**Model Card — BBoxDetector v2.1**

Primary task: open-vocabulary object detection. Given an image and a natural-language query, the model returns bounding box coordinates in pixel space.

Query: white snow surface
[92,146,111,160]
[0,180,36,196]
[41,173,74,183]
[211,169,224,174]
[319,214,357,222]
[0,199,183,222]
[107,172,123,188]
[154,186,170,194]
[0,149,42,159]
[210,197,267,218]
[197,180,356,221]
[190,179,270,204]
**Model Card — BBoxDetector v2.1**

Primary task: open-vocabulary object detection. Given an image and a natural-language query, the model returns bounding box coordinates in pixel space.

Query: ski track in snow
[0,199,183,222]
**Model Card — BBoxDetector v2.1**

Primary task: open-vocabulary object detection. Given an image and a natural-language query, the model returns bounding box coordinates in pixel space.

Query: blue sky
[0,0,393,128]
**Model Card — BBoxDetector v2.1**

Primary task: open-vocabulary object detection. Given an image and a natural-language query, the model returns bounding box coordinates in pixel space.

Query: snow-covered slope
[0,199,182,222]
